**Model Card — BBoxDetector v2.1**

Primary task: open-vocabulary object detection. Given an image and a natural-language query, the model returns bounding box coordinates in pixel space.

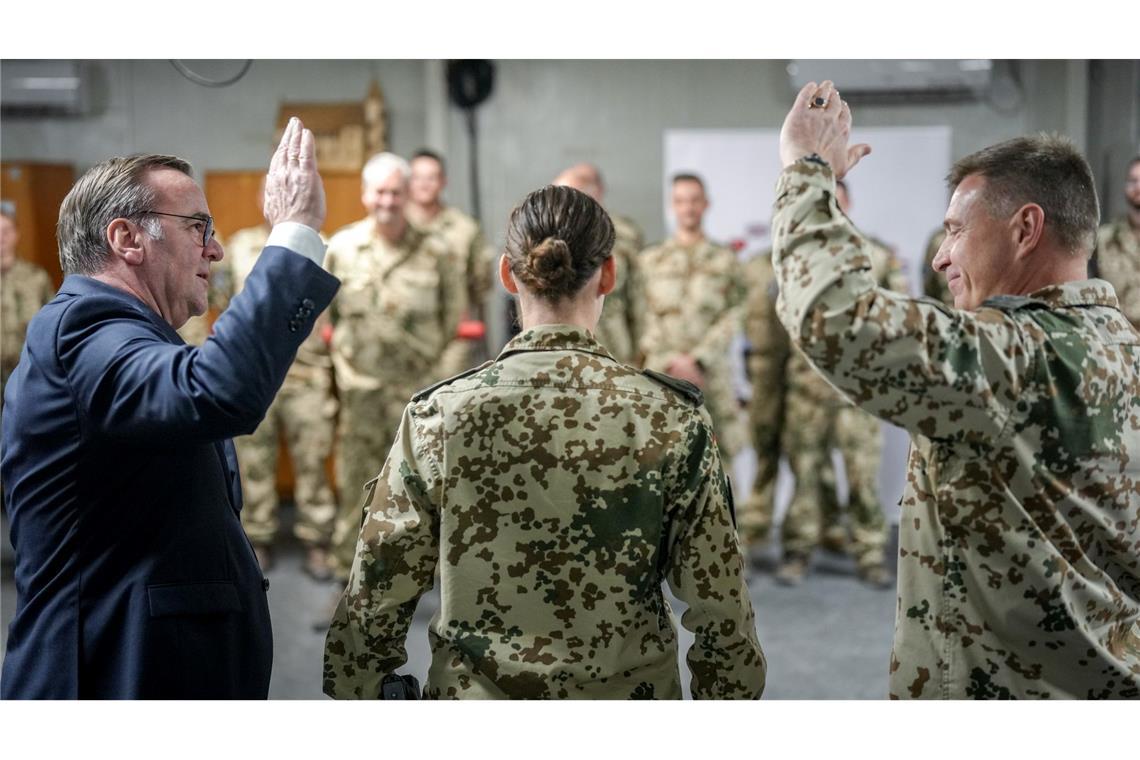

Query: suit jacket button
[262,578,271,591]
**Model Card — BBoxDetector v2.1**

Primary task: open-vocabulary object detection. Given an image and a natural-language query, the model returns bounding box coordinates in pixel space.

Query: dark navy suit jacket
[1,245,339,699]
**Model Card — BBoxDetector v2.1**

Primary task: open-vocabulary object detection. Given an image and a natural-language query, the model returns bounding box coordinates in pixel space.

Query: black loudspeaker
[446,60,495,109]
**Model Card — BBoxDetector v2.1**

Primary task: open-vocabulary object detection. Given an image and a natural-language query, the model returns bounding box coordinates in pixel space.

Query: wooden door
[1,162,76,287]
[204,169,365,240]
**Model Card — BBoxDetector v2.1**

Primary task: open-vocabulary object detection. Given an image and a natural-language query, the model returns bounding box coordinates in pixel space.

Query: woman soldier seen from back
[323,185,765,699]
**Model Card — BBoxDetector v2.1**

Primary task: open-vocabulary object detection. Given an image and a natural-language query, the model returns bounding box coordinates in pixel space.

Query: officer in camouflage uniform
[1,211,55,400]
[325,152,463,582]
[775,82,1140,698]
[324,185,764,699]
[640,174,746,457]
[213,222,338,579]
[406,149,497,376]
[921,228,953,305]
[554,162,647,366]
[1093,156,1140,328]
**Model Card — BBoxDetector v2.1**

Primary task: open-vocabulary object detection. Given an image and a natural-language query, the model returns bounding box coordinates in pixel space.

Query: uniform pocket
[147,581,243,617]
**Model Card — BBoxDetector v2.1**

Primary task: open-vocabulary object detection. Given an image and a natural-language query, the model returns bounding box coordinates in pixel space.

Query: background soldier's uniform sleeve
[323,401,443,699]
[438,244,466,360]
[663,410,766,699]
[691,253,745,372]
[771,161,1032,442]
[624,249,648,366]
[468,224,496,313]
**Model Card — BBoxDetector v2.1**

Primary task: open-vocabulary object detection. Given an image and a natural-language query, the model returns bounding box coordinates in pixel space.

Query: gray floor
[3,505,897,699]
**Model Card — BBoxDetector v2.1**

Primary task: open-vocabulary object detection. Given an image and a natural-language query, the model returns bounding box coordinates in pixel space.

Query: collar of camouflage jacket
[1025,278,1120,310]
[497,324,616,362]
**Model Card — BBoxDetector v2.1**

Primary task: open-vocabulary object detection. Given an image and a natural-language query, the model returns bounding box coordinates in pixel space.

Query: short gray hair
[948,134,1099,255]
[57,154,192,275]
[361,152,411,188]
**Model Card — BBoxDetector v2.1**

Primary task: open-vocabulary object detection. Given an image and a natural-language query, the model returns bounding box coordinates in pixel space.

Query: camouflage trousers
[237,383,338,547]
[329,383,413,581]
[778,395,887,570]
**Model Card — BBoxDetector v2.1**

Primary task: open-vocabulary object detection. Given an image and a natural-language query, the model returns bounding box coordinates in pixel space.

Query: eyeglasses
[144,211,215,247]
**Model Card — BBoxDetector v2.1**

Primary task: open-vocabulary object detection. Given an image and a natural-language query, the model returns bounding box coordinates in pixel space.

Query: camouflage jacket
[773,160,1140,699]
[593,225,647,366]
[413,205,496,312]
[1095,217,1140,328]
[325,218,464,391]
[748,242,908,410]
[323,324,765,699]
[1,258,54,382]
[639,236,744,374]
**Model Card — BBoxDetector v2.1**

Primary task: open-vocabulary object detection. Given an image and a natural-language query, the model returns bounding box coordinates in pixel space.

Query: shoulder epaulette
[411,361,493,402]
[641,369,704,406]
[981,294,1049,312]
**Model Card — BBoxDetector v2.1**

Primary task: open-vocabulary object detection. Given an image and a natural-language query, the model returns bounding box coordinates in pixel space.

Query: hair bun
[524,236,575,292]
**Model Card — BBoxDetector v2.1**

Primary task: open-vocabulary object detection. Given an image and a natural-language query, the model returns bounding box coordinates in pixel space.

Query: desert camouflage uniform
[1,258,53,398]
[640,237,746,457]
[774,159,1140,699]
[326,218,463,578]
[417,206,497,377]
[823,239,908,569]
[922,229,954,306]
[1094,218,1140,328]
[739,253,789,545]
[213,225,338,548]
[740,242,905,569]
[593,213,647,366]
[323,324,765,699]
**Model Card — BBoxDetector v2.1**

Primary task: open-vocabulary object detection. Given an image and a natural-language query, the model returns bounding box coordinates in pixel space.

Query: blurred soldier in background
[406,149,496,375]
[640,174,746,458]
[1,210,54,402]
[921,229,954,305]
[747,180,905,587]
[325,152,463,583]
[1093,156,1140,328]
[212,204,338,580]
[739,252,788,552]
[553,162,647,365]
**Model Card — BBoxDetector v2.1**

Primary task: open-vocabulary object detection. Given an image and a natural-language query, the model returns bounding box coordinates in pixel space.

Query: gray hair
[57,154,192,275]
[361,152,411,188]
[948,134,1099,256]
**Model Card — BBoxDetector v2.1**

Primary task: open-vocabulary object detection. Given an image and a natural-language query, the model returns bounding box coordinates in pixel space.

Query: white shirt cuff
[266,222,326,267]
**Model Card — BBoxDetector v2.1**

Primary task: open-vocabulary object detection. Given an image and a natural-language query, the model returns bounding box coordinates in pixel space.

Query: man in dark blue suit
[1,118,339,699]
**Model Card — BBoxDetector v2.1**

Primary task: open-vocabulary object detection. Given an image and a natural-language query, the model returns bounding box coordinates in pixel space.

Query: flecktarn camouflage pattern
[640,237,747,457]
[323,325,765,699]
[773,159,1140,698]
[324,218,464,578]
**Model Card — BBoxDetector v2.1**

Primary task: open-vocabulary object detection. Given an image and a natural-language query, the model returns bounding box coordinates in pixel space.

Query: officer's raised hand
[264,117,327,231]
[779,79,872,178]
